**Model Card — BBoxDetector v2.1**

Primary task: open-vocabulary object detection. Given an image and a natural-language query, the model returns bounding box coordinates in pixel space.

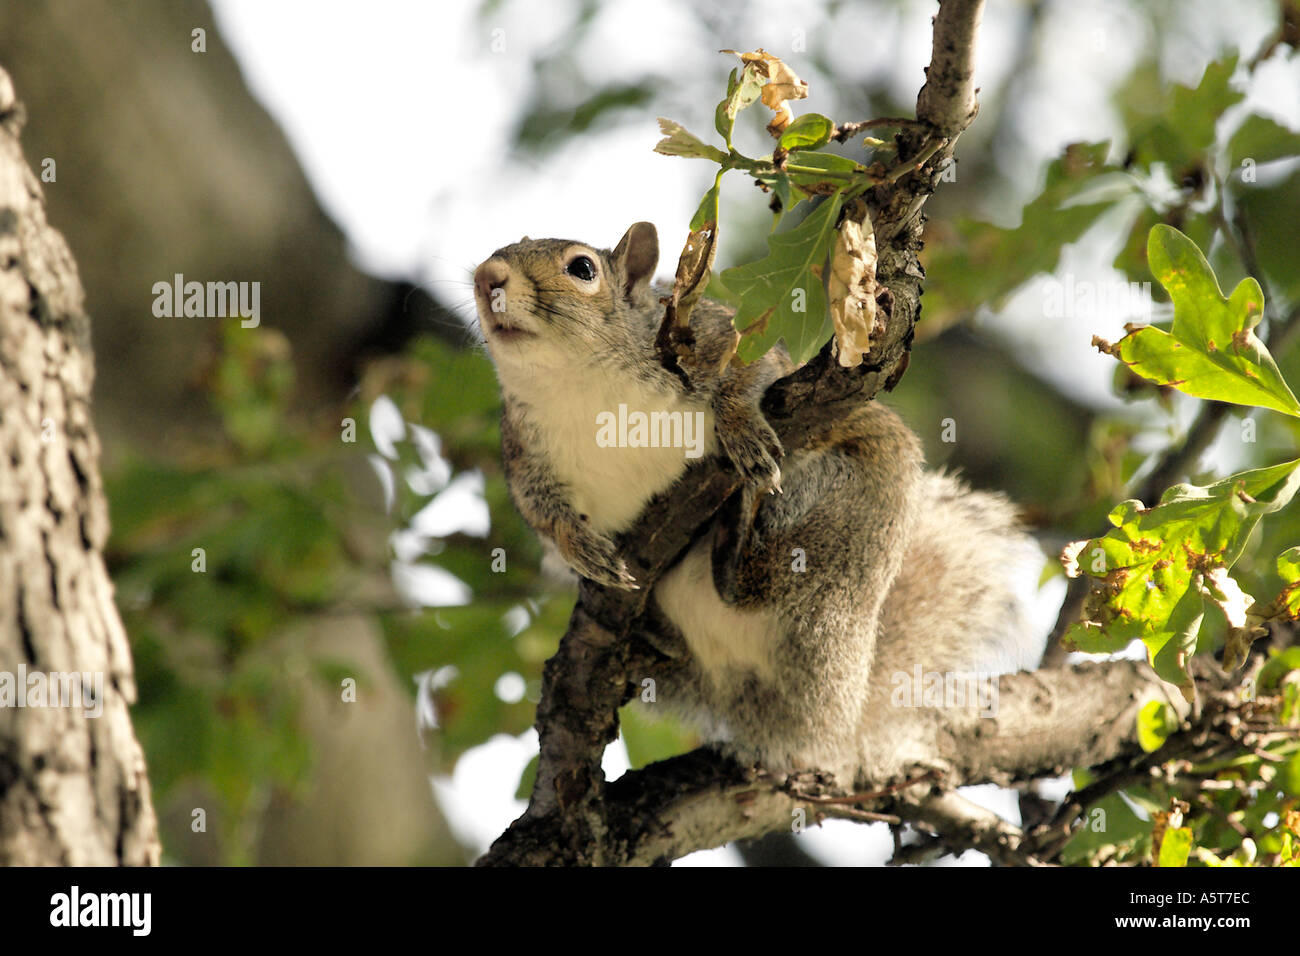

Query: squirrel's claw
[590,561,640,591]
[718,414,784,496]
[566,530,640,590]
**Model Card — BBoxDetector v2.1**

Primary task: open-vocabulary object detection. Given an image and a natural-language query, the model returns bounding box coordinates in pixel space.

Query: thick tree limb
[914,0,984,138]
[481,659,1189,866]
[481,1,991,866]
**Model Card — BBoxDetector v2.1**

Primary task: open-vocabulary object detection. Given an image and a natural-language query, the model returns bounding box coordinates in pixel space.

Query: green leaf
[1276,547,1300,620]
[786,151,862,173]
[770,173,793,219]
[703,271,742,309]
[752,152,867,206]
[1282,829,1299,866]
[784,150,867,196]
[619,704,698,769]
[1136,699,1179,753]
[1233,168,1300,308]
[1227,113,1300,169]
[1259,646,1300,691]
[689,170,724,231]
[515,754,538,801]
[654,118,728,164]
[1165,57,1240,155]
[397,337,503,456]
[1113,204,1217,290]
[1061,790,1152,865]
[1064,458,1300,693]
[1281,755,1300,797]
[1284,681,1300,725]
[715,65,763,148]
[719,194,844,364]
[1158,826,1193,867]
[920,142,1122,323]
[514,82,655,153]
[1115,225,1299,417]
[379,598,552,765]
[778,113,833,151]
[1120,56,1242,172]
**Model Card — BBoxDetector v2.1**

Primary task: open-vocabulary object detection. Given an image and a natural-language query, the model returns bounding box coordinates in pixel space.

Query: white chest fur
[656,536,782,682]
[509,367,718,535]
[503,363,779,685]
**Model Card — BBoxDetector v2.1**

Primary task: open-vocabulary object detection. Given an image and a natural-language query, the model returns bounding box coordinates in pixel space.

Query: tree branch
[480,658,1185,866]
[914,0,984,138]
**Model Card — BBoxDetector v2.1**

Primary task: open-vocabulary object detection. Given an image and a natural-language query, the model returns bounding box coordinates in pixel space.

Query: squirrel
[473,221,1046,786]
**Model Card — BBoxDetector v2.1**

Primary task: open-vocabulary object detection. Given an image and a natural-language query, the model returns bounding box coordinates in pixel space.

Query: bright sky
[208,0,1293,866]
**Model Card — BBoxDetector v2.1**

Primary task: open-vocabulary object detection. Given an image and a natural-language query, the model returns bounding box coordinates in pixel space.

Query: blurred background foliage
[2,0,1299,865]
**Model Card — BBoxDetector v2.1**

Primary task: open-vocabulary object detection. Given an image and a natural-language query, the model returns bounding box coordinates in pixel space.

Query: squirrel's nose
[474,259,510,302]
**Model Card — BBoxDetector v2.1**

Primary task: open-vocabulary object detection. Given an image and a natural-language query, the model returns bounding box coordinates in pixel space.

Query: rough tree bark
[477,0,1199,867]
[0,68,160,865]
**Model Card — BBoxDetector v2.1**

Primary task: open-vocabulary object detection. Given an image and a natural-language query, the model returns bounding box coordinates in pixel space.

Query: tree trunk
[0,67,160,866]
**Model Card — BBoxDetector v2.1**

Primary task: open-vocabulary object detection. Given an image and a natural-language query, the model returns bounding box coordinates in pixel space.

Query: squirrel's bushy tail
[858,471,1046,782]
[878,470,1046,677]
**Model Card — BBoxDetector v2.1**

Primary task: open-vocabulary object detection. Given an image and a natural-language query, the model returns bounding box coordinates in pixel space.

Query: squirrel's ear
[611,222,658,298]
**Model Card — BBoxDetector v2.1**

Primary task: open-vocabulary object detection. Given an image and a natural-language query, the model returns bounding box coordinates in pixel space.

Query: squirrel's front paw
[718,412,784,494]
[562,527,639,590]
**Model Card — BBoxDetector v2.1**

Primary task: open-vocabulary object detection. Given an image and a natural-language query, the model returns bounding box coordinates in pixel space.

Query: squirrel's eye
[566,256,597,282]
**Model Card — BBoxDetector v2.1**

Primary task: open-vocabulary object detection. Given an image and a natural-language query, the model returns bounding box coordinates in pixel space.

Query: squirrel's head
[473,222,659,373]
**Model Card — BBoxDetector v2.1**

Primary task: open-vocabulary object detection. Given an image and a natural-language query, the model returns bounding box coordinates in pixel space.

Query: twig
[883,136,949,183]
[832,116,923,143]
[790,770,939,805]
[825,807,903,825]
